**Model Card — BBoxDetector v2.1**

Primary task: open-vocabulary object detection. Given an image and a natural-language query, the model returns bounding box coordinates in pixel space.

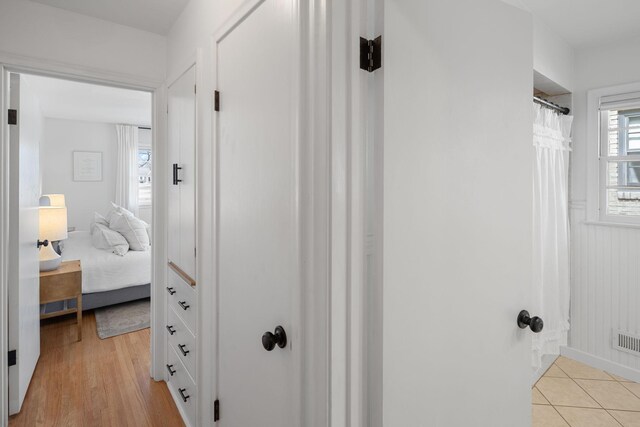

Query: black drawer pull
[178,344,190,356]
[173,164,183,185]
[178,300,190,310]
[166,287,176,295]
[178,387,190,402]
[166,325,176,335]
[166,364,176,376]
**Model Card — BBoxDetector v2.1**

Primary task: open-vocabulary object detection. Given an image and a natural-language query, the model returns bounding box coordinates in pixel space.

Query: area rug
[95,298,150,339]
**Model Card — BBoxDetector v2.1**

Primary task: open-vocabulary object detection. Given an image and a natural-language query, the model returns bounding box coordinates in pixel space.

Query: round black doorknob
[517,310,544,333]
[262,325,287,351]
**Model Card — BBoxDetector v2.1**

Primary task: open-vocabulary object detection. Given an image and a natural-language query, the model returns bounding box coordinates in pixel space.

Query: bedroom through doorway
[5,71,172,423]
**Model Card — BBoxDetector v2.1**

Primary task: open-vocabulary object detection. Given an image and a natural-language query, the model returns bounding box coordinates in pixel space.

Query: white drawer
[166,346,197,427]
[167,307,197,379]
[167,267,197,334]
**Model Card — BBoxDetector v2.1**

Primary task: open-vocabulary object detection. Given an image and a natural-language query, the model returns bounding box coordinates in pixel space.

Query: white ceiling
[23,74,152,126]
[28,0,189,35]
[519,0,640,48]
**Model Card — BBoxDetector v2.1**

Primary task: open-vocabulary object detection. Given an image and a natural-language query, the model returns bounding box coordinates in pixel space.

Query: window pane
[138,149,152,206]
[606,109,640,156]
[607,188,640,217]
[607,161,640,187]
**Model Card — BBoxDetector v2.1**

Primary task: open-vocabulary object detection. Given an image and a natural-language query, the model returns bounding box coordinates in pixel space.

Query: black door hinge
[214,91,220,112]
[360,36,382,73]
[214,399,220,422]
[8,109,17,125]
[8,350,16,367]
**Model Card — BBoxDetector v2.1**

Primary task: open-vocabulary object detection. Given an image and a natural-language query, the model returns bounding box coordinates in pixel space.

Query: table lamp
[39,194,66,207]
[39,206,68,271]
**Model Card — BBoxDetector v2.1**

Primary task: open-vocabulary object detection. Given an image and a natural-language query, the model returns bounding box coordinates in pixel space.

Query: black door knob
[517,310,544,333]
[262,325,287,351]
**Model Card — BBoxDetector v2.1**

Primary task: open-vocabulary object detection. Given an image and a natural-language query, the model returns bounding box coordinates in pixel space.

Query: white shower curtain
[115,124,139,216]
[532,103,573,370]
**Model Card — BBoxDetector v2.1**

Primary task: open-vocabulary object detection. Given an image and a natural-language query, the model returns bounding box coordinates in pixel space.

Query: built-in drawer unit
[166,345,197,427]
[167,306,197,379]
[167,267,197,334]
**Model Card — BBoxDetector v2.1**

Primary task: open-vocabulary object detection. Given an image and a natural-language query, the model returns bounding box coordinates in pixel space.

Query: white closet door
[383,1,534,425]
[216,0,298,425]
[167,65,196,279]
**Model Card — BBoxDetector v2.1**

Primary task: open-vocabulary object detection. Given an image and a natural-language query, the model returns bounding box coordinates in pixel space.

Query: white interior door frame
[0,56,168,426]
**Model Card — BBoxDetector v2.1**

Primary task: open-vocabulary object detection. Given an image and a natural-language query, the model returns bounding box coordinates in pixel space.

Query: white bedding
[61,231,151,294]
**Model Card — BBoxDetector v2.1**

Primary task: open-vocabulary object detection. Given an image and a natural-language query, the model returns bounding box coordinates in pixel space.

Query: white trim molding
[587,81,640,225]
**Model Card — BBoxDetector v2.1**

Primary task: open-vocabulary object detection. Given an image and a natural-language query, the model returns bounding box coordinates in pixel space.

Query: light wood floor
[9,311,184,427]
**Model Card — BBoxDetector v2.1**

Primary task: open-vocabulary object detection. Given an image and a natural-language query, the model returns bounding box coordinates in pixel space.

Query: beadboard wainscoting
[569,202,640,376]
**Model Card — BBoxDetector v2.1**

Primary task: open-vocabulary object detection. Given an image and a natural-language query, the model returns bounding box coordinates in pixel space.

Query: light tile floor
[533,356,640,427]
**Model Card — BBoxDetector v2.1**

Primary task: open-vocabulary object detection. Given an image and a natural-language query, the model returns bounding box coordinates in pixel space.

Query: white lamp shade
[39,206,68,241]
[39,194,66,207]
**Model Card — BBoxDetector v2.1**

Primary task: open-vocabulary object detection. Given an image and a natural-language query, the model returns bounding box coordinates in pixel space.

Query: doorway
[1,67,167,424]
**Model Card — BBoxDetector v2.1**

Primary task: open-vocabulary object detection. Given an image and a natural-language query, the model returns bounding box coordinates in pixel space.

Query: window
[138,148,152,207]
[599,93,640,221]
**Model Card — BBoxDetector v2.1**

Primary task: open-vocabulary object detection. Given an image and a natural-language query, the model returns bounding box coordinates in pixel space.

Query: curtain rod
[534,96,570,115]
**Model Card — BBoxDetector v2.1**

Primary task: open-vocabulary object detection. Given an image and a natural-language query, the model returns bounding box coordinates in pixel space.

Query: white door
[8,73,41,414]
[216,1,298,425]
[383,1,534,426]
[167,66,196,280]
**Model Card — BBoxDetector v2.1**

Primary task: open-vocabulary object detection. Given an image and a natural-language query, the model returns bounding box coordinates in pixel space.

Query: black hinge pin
[359,36,382,73]
[214,90,220,112]
[214,399,220,421]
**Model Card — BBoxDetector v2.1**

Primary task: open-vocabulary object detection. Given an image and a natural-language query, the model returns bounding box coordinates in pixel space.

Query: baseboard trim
[167,380,192,427]
[561,346,640,383]
[532,354,558,386]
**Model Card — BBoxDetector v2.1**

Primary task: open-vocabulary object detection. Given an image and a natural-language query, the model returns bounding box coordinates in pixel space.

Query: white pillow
[110,202,136,218]
[90,212,109,233]
[91,223,129,256]
[142,220,151,245]
[109,211,150,251]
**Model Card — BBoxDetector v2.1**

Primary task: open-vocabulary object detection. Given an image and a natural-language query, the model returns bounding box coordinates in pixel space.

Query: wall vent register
[614,330,640,356]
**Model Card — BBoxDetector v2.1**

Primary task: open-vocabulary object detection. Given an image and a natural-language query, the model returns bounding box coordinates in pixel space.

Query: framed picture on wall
[73,151,103,182]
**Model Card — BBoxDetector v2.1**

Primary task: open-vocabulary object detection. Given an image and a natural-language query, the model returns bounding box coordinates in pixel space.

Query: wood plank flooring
[9,311,184,427]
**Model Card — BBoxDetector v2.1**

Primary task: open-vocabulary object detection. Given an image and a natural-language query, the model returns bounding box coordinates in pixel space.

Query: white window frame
[587,82,640,226]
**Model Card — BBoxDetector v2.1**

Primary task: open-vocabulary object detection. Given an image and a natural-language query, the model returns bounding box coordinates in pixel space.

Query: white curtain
[115,124,139,216]
[532,103,573,369]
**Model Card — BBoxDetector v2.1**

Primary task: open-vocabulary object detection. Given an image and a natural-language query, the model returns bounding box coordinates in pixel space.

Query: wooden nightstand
[40,260,82,341]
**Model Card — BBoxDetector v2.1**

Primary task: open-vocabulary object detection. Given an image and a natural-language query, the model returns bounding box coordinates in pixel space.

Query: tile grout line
[552,360,627,427]
[547,361,604,427]
[603,408,626,427]
[535,358,640,426]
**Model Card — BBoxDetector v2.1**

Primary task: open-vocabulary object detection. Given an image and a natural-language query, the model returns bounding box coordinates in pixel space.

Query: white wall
[533,17,574,94]
[40,119,117,231]
[568,36,640,374]
[40,120,152,230]
[0,0,166,84]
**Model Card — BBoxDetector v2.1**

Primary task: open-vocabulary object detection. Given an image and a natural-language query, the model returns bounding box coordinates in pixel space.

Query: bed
[44,231,151,312]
